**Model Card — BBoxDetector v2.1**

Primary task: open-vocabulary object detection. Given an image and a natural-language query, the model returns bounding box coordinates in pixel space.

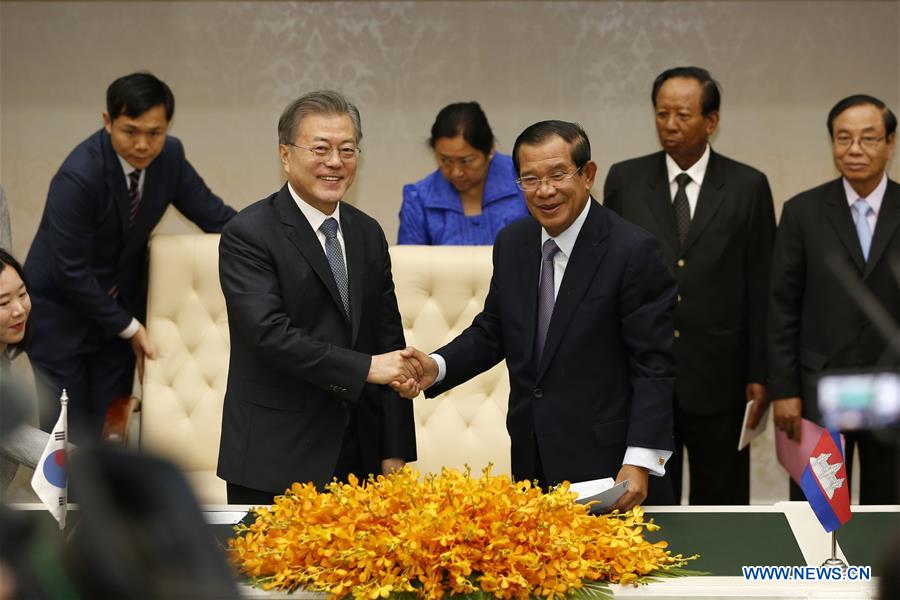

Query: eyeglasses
[287,143,361,161]
[516,167,583,192]
[832,135,885,150]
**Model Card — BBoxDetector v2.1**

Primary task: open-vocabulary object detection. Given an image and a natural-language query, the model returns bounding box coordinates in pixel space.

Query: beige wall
[2,0,898,261]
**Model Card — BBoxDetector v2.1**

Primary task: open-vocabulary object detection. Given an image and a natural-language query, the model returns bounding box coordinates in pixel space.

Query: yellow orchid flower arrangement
[229,467,696,599]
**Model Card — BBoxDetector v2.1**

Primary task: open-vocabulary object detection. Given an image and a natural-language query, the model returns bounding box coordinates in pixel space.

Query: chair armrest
[102,395,140,444]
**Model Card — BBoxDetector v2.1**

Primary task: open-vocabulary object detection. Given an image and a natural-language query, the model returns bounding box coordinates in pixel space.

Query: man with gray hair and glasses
[217,90,419,504]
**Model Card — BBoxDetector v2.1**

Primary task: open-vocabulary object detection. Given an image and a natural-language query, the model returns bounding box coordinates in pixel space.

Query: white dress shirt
[844,173,885,234]
[433,198,672,476]
[115,155,147,340]
[287,183,348,272]
[665,144,710,218]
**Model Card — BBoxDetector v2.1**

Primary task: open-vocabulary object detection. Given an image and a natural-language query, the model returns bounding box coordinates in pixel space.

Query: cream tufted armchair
[389,245,511,478]
[138,235,511,504]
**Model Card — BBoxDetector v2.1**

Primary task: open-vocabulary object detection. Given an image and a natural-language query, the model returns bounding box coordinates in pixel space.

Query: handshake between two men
[367,347,436,399]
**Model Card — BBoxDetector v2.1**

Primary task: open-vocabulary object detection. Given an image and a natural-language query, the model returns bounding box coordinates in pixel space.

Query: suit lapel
[864,179,900,278]
[519,222,542,368]
[824,179,866,272]
[341,208,364,345]
[645,153,681,254]
[683,150,726,253]
[101,132,131,243]
[276,187,350,325]
[537,201,608,379]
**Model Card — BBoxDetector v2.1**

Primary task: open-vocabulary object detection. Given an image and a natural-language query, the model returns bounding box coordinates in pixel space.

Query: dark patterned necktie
[535,238,560,364]
[320,217,351,319]
[128,169,142,227]
[673,172,692,246]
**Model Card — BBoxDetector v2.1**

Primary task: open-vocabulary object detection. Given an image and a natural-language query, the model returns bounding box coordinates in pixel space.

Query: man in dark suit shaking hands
[217,91,418,504]
[603,67,776,505]
[25,72,236,443]
[401,121,678,510]
[769,95,899,503]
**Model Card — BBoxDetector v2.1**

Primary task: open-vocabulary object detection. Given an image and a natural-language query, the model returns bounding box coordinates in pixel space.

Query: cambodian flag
[799,429,852,532]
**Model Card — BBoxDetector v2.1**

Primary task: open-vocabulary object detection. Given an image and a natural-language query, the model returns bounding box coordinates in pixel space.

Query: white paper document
[737,399,770,451]
[568,478,630,514]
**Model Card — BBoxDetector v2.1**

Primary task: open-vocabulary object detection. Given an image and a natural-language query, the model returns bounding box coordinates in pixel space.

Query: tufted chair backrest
[140,236,511,504]
[141,234,230,504]
[389,245,511,478]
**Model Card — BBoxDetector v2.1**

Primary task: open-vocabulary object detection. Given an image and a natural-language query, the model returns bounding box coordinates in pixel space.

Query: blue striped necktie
[320,217,350,319]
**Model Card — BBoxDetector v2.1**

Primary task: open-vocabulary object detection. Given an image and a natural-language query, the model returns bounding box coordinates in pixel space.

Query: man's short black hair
[512,120,591,174]
[651,66,721,116]
[106,72,175,122]
[827,94,897,138]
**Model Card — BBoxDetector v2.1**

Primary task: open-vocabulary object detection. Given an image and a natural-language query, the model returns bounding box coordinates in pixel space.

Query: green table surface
[644,512,805,576]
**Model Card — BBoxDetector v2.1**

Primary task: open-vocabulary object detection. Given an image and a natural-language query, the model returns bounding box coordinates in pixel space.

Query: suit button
[533,388,543,399]
[677,294,682,303]
[677,259,685,268]
[341,400,349,408]
[674,329,681,338]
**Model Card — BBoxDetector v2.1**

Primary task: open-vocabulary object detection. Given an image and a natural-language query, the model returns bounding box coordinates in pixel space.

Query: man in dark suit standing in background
[217,90,418,504]
[769,95,899,503]
[401,121,677,510]
[603,67,776,505]
[25,72,236,443]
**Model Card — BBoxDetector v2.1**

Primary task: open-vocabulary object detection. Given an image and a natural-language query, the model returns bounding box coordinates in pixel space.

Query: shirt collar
[540,195,593,257]
[288,182,342,233]
[843,173,887,216]
[426,153,520,210]
[665,144,711,187]
[482,154,522,205]
[116,154,144,179]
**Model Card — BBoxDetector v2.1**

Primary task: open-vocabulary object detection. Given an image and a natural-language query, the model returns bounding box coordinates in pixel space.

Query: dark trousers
[672,403,750,505]
[789,429,899,504]
[32,337,135,445]
[226,417,366,505]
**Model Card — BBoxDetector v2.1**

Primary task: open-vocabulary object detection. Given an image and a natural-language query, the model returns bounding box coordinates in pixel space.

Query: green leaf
[566,580,614,600]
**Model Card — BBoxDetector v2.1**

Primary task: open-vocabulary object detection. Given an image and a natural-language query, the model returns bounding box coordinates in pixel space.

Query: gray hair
[277,90,362,144]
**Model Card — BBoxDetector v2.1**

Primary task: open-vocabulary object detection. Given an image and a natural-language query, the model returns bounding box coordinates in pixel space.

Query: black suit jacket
[216,186,416,493]
[768,177,900,422]
[604,150,776,414]
[427,200,676,492]
[25,129,235,365]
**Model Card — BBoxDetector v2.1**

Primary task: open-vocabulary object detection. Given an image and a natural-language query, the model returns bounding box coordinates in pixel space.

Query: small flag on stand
[31,389,69,529]
[800,428,852,533]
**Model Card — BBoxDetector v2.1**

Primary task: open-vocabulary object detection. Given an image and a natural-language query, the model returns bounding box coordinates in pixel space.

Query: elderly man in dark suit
[603,67,776,505]
[25,72,236,443]
[769,94,899,503]
[400,121,677,510]
[217,90,418,504]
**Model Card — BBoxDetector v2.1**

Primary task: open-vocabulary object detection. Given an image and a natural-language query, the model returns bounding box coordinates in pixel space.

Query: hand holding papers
[568,478,630,514]
[775,417,844,486]
[738,399,770,451]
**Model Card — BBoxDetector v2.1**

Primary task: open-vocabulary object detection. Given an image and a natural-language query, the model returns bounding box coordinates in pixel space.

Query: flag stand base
[821,556,848,570]
[820,531,847,570]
